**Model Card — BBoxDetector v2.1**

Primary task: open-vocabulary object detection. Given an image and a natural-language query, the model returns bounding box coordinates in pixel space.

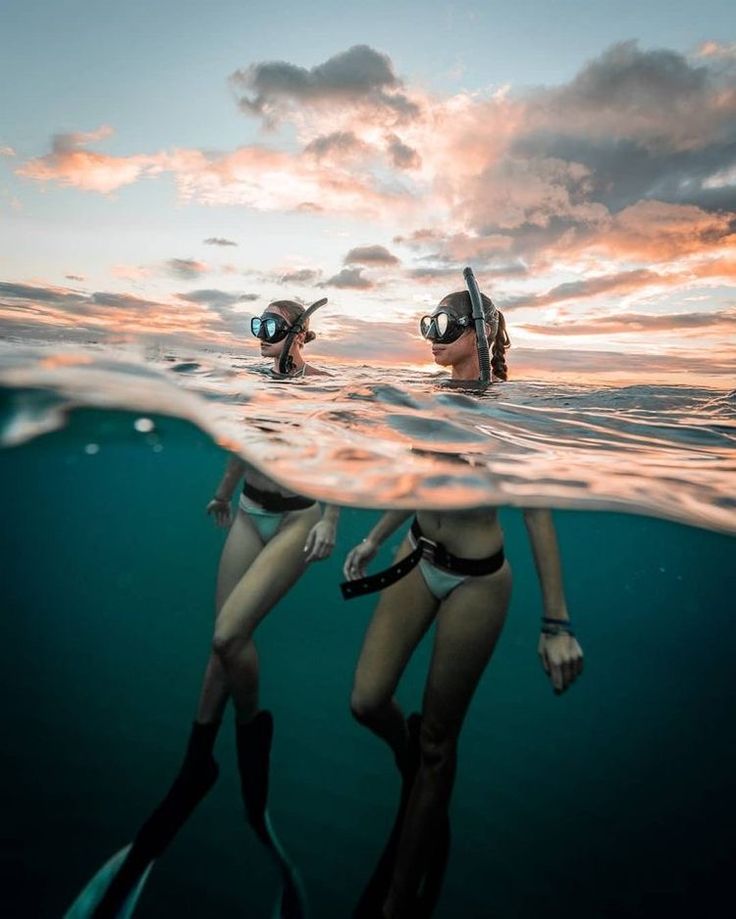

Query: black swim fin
[353,712,422,918]
[65,721,219,919]
[236,711,309,919]
[412,812,452,918]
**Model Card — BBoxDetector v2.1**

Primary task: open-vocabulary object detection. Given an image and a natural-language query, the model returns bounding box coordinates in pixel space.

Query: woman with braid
[342,288,583,918]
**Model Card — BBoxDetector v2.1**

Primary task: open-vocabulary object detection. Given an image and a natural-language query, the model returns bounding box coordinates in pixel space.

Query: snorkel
[463,266,492,383]
[278,297,328,375]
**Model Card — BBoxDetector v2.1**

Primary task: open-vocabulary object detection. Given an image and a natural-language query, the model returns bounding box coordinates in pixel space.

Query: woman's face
[256,306,304,359]
[428,323,478,368]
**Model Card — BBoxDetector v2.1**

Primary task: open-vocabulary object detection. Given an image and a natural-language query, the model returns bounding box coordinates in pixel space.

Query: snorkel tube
[278,297,328,375]
[462,266,492,383]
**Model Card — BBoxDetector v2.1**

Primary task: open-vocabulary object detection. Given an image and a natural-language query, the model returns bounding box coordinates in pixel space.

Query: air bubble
[134,417,155,433]
[84,443,99,455]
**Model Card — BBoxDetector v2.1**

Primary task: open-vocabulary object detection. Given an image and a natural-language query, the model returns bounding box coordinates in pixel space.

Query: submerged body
[344,285,583,918]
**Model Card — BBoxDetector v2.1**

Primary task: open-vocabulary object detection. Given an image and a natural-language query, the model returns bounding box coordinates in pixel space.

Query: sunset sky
[1,0,735,384]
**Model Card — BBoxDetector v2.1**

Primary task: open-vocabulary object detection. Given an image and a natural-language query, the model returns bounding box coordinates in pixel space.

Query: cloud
[65,274,85,282]
[0,145,16,157]
[203,236,238,246]
[230,44,420,125]
[165,258,209,279]
[17,125,159,193]
[321,266,375,289]
[0,280,250,348]
[384,133,422,170]
[344,245,399,266]
[315,315,426,363]
[521,309,736,336]
[176,289,256,307]
[304,131,371,160]
[280,268,321,283]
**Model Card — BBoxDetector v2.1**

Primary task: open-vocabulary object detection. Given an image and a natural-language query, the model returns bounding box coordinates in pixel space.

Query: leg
[350,537,439,771]
[88,512,266,917]
[195,508,265,723]
[386,561,513,917]
[211,503,321,722]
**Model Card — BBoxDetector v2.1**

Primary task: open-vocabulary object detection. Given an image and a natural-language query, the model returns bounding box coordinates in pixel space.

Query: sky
[1,0,735,385]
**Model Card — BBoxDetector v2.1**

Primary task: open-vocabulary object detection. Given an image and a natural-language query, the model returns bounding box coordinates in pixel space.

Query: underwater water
[1,343,735,917]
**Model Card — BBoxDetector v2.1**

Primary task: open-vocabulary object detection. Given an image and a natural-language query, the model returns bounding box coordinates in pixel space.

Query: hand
[343,538,378,580]
[304,519,336,563]
[538,631,583,694]
[206,497,232,528]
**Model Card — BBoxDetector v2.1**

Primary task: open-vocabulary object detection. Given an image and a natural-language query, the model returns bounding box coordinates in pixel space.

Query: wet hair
[438,290,511,381]
[268,300,317,343]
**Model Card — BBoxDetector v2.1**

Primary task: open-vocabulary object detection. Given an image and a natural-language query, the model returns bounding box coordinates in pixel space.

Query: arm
[522,508,569,622]
[522,508,583,694]
[303,503,341,562]
[343,509,414,580]
[206,455,247,527]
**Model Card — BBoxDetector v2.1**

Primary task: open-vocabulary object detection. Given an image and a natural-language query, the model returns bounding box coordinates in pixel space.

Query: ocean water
[1,343,735,917]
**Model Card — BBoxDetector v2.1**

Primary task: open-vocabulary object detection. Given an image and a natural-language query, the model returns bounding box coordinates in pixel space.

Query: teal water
[2,406,734,917]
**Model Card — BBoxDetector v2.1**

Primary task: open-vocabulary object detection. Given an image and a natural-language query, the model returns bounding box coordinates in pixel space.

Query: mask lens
[252,313,288,342]
[435,312,450,336]
[420,315,433,339]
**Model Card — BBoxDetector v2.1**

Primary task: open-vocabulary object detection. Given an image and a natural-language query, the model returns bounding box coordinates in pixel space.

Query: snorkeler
[67,299,338,919]
[342,271,584,918]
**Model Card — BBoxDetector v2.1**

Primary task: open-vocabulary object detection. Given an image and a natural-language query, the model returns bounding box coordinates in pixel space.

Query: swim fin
[64,845,152,919]
[353,712,422,918]
[65,720,219,919]
[236,711,309,919]
[412,812,451,918]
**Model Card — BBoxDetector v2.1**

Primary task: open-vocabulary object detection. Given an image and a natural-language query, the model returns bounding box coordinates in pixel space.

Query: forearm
[365,509,414,547]
[213,456,247,501]
[522,508,569,621]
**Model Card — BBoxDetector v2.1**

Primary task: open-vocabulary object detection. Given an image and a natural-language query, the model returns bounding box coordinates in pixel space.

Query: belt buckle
[418,535,438,561]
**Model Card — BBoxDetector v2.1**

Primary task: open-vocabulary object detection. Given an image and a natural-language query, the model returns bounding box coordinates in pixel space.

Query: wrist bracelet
[541,617,575,637]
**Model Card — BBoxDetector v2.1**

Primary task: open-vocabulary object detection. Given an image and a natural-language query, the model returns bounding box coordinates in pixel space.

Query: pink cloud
[17,126,158,193]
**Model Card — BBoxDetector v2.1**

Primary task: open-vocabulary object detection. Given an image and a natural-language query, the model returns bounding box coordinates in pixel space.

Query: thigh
[214,503,321,642]
[353,536,440,705]
[422,561,513,737]
[215,509,265,611]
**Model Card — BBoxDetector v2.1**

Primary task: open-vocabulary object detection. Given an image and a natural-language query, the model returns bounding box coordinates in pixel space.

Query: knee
[350,687,389,726]
[419,722,457,776]
[212,630,244,665]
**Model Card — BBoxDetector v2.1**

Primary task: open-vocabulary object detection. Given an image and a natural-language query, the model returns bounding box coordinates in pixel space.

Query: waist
[242,481,316,513]
[410,518,505,576]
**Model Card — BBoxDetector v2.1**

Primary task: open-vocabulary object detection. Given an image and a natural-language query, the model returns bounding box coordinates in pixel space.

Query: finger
[303,530,316,555]
[550,663,564,694]
[561,659,573,690]
[538,646,550,675]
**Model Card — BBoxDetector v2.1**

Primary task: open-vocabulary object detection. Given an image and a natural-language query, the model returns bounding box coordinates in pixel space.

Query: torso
[416,507,503,557]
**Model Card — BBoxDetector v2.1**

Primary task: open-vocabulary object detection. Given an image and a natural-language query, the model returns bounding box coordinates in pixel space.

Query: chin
[432,351,451,366]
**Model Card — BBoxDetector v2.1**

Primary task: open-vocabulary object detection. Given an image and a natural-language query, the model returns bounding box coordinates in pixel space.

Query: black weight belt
[242,481,316,513]
[341,518,505,599]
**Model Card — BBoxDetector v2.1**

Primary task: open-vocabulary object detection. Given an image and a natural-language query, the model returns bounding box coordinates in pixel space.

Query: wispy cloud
[203,236,238,246]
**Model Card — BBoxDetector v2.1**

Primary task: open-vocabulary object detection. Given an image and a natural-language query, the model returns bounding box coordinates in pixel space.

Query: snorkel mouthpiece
[463,266,492,383]
[278,297,328,375]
